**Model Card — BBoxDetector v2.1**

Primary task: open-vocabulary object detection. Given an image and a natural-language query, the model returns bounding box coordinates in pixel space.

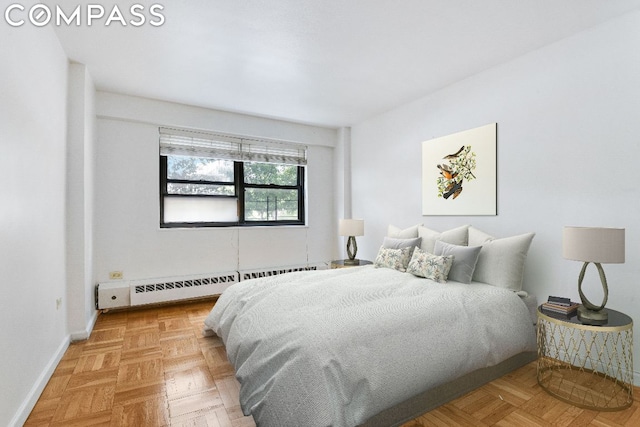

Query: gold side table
[537,306,633,411]
[330,259,372,269]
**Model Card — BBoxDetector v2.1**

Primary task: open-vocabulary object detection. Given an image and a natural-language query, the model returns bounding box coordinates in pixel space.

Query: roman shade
[159,127,307,165]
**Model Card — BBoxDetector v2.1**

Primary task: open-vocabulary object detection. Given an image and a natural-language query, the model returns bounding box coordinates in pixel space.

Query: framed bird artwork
[422,123,497,215]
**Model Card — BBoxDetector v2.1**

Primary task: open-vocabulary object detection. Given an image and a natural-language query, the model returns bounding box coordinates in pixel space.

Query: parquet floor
[25,299,254,427]
[25,300,639,426]
[401,363,640,427]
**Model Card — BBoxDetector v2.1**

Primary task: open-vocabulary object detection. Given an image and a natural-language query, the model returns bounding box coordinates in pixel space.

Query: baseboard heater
[96,263,327,310]
[239,264,323,280]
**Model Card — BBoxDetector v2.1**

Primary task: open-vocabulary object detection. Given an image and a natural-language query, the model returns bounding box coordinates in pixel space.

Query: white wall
[0,26,70,426]
[351,11,640,384]
[66,63,97,340]
[94,93,338,283]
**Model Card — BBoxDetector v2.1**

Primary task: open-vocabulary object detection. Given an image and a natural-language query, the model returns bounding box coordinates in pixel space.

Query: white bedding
[204,265,536,427]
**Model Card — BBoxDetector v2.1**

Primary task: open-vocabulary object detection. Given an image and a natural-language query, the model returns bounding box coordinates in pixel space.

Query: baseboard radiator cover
[96,263,328,310]
[130,272,239,306]
[239,262,328,281]
[96,271,238,310]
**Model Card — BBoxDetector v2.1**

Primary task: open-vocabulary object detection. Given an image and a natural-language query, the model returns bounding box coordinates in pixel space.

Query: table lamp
[562,226,625,324]
[339,219,364,265]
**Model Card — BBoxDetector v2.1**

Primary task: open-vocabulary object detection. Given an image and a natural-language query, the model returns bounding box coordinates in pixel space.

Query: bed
[203,225,537,427]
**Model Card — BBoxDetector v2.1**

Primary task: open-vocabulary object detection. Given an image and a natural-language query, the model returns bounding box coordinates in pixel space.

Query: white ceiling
[53,0,640,128]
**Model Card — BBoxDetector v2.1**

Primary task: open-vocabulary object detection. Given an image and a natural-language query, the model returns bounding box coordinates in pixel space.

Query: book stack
[542,296,579,317]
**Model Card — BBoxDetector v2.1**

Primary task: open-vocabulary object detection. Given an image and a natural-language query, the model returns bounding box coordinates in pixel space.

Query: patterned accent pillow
[374,246,414,272]
[407,247,454,283]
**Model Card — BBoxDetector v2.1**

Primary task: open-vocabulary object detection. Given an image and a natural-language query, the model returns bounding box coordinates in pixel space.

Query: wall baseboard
[70,309,99,342]
[9,335,70,427]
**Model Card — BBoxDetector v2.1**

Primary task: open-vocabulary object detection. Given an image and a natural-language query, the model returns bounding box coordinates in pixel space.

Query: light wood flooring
[25,300,639,426]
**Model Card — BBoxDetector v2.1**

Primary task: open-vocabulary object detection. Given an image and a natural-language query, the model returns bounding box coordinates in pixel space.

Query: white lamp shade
[339,219,364,237]
[563,226,625,264]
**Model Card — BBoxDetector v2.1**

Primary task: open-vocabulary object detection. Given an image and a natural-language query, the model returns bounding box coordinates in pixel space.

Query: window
[159,128,306,227]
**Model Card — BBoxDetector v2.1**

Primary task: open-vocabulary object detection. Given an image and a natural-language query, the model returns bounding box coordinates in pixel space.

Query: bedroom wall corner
[0,24,71,427]
[66,62,98,340]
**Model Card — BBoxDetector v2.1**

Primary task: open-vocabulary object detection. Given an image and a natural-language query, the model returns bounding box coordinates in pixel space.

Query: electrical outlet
[109,271,123,280]
[56,298,62,310]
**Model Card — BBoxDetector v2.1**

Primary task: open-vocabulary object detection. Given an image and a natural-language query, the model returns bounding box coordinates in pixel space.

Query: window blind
[159,127,307,165]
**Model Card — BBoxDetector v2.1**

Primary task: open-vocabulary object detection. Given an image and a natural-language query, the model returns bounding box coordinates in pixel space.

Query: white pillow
[433,240,481,284]
[468,226,535,291]
[468,226,496,246]
[406,248,454,283]
[387,224,421,238]
[418,225,469,253]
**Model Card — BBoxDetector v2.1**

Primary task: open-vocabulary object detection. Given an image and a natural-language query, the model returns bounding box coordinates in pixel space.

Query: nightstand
[536,306,634,411]
[330,259,372,269]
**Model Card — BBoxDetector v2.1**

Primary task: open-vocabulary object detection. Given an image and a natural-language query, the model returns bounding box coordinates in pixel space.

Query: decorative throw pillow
[468,226,535,291]
[374,246,414,272]
[406,247,454,283]
[418,225,469,253]
[387,224,421,239]
[433,240,481,284]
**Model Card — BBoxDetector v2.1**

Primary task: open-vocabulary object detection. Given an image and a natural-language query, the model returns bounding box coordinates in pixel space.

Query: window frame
[160,155,306,228]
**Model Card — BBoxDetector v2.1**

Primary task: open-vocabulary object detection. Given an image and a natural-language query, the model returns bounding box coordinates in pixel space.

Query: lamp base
[577,305,608,325]
[345,235,360,266]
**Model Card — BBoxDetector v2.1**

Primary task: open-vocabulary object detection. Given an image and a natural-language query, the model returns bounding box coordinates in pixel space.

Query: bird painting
[437,164,457,180]
[436,145,476,200]
[443,146,465,159]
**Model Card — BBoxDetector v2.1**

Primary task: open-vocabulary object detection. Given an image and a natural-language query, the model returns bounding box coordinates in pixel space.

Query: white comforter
[204,266,536,427]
